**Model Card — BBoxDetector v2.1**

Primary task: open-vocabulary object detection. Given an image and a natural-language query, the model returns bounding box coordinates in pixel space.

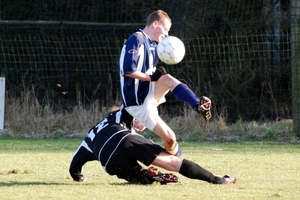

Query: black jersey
[83,109,133,150]
[84,109,163,171]
[70,108,164,181]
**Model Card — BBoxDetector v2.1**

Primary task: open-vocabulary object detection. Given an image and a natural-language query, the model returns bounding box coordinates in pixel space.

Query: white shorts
[125,82,165,131]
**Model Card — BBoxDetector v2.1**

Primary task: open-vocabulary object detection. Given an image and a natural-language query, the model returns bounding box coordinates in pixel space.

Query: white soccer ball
[157,36,185,65]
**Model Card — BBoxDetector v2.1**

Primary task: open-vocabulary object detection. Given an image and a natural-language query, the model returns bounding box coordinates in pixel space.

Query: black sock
[179,159,222,184]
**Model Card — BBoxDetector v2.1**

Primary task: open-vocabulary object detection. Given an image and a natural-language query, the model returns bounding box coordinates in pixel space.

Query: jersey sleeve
[119,33,145,75]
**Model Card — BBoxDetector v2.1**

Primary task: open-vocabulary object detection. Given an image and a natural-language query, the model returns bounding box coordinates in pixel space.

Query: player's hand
[132,119,145,132]
[149,66,167,81]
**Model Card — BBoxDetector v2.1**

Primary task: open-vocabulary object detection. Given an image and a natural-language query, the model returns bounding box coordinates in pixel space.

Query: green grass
[0,137,299,200]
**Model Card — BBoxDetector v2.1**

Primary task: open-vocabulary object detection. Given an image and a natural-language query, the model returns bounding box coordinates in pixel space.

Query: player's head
[144,10,172,42]
[107,106,120,115]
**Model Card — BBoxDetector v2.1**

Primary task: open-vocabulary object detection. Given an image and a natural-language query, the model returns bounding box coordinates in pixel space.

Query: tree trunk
[291,0,300,137]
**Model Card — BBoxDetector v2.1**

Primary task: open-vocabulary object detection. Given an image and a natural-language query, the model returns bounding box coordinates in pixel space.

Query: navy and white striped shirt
[119,29,159,107]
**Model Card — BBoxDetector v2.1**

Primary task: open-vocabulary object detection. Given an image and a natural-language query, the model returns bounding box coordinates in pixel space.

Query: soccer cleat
[76,176,87,182]
[147,166,178,185]
[221,175,237,184]
[198,96,212,120]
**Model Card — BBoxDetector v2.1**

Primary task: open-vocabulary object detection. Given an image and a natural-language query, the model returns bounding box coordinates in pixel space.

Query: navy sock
[179,159,222,184]
[172,83,199,112]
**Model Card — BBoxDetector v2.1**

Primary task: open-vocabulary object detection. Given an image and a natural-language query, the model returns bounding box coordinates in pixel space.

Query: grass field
[0,137,299,200]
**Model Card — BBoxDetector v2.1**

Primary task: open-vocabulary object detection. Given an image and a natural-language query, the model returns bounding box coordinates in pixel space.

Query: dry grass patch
[2,88,297,143]
[4,89,107,138]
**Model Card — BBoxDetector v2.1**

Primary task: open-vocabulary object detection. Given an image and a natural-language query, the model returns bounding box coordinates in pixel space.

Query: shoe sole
[222,175,237,184]
[147,166,178,184]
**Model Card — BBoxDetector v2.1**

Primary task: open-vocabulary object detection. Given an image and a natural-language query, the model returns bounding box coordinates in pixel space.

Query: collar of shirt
[138,29,157,45]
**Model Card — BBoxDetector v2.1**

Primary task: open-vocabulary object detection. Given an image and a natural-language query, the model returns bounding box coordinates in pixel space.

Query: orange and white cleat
[222,175,237,184]
[147,166,178,185]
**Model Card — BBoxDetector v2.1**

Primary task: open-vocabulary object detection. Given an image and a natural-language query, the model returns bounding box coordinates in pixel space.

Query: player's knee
[162,130,176,145]
[158,74,179,86]
[167,131,177,144]
[165,137,176,146]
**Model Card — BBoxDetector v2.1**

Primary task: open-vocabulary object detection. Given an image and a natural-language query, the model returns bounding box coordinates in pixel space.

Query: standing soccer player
[119,10,212,156]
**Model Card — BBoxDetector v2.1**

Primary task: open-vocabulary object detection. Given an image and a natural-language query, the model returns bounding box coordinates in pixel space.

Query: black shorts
[104,132,164,181]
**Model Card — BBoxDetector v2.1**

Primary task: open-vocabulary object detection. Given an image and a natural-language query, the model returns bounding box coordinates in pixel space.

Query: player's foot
[221,175,237,184]
[147,166,178,185]
[75,176,87,182]
[198,96,212,120]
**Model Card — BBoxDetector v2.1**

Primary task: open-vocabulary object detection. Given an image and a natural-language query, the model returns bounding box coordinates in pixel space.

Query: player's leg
[106,161,152,184]
[154,74,211,115]
[103,137,156,184]
[150,151,182,171]
[152,151,236,184]
[153,74,180,100]
[118,134,178,184]
[152,116,178,154]
[125,88,178,154]
[121,134,219,184]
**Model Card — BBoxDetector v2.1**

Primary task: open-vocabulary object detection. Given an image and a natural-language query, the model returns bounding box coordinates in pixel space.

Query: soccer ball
[157,36,185,65]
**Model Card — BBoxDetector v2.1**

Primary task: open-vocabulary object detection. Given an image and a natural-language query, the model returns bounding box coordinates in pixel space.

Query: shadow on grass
[0,181,76,187]
[109,182,165,186]
[0,181,131,187]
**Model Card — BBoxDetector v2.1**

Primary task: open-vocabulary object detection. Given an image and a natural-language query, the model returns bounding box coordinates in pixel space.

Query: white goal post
[0,77,5,130]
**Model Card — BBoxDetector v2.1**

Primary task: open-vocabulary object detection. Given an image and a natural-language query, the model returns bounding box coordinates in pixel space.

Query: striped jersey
[82,109,133,164]
[119,29,159,107]
[70,109,133,173]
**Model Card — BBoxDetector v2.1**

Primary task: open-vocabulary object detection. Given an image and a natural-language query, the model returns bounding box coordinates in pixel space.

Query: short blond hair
[106,106,120,115]
[146,10,171,26]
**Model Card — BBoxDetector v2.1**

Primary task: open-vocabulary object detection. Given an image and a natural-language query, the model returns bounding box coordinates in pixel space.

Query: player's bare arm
[124,66,167,82]
[124,71,151,81]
